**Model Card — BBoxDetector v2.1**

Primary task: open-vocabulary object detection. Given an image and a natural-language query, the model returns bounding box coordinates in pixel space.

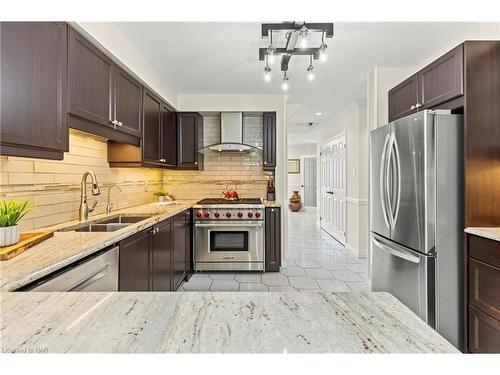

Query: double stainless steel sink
[60,215,152,233]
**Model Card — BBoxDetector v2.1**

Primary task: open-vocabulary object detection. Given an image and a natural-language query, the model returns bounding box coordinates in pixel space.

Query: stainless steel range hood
[198,112,262,154]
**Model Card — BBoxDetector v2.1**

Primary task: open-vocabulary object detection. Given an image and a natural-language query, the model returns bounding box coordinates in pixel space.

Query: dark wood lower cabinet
[265,207,281,272]
[119,228,151,291]
[151,218,174,291]
[466,234,500,353]
[119,210,191,291]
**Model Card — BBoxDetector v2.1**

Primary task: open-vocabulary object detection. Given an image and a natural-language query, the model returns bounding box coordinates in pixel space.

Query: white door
[320,134,346,244]
[301,155,317,207]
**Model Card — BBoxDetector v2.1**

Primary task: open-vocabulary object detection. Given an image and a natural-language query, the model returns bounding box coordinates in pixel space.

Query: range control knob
[247,212,254,218]
[255,212,261,218]
[204,212,210,218]
[196,211,203,218]
[214,212,220,218]
[237,212,243,218]
[226,212,232,218]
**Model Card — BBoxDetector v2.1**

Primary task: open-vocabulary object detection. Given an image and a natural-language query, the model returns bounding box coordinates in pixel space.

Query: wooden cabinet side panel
[263,112,276,169]
[265,207,281,272]
[172,212,187,290]
[464,41,500,227]
[152,219,173,291]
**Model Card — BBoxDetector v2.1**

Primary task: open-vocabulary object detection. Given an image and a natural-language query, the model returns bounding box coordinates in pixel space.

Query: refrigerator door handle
[391,136,402,228]
[372,237,421,264]
[385,132,395,228]
[379,133,391,228]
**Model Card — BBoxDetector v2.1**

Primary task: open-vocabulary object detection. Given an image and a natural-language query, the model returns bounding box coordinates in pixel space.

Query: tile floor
[180,209,370,292]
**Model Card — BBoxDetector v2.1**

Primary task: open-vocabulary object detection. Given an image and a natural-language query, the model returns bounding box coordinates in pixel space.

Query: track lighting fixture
[299,25,309,48]
[281,71,289,91]
[267,30,275,64]
[307,55,314,81]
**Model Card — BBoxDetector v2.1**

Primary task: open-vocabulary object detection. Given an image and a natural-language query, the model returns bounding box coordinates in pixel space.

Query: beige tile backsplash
[0,117,271,231]
[0,130,163,231]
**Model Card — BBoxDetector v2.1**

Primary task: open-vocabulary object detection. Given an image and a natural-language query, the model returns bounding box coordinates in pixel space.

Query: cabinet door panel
[468,305,500,353]
[119,229,151,291]
[469,258,500,321]
[114,68,142,137]
[388,74,419,122]
[419,44,463,109]
[152,219,173,291]
[173,212,187,290]
[162,105,177,167]
[68,27,113,127]
[177,113,201,169]
[0,22,68,156]
[142,90,162,164]
[265,207,281,272]
[263,112,276,170]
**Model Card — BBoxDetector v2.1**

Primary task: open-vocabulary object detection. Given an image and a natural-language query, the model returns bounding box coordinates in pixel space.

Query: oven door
[194,221,264,270]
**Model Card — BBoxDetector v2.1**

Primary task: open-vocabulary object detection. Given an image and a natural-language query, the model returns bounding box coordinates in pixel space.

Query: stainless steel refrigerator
[370,109,463,350]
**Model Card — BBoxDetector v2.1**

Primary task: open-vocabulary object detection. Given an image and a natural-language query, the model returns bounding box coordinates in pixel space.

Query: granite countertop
[0,201,197,291]
[465,227,500,242]
[263,200,280,208]
[0,291,458,354]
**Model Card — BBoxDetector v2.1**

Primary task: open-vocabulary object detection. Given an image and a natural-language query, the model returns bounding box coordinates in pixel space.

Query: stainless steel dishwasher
[26,246,119,292]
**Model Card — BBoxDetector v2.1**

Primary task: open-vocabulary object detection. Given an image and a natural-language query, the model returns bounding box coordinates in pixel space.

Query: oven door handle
[194,222,263,228]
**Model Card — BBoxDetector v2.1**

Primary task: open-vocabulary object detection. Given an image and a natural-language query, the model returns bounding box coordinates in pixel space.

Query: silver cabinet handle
[194,161,198,165]
[410,105,415,110]
[160,159,166,163]
[372,237,420,263]
[118,121,123,127]
[415,102,421,108]
[264,161,267,164]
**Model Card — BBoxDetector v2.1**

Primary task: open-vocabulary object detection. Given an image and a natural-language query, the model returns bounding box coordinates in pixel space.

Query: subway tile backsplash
[0,116,271,231]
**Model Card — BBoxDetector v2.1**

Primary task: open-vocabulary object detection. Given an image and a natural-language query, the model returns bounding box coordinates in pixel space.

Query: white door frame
[300,154,317,209]
[320,131,347,244]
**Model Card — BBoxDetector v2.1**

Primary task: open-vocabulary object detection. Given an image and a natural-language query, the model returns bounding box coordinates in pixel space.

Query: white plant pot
[158,196,165,203]
[0,225,20,247]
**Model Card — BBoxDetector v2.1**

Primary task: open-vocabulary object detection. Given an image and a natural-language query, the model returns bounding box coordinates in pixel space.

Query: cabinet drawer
[469,234,500,268]
[468,258,500,321]
[468,305,500,353]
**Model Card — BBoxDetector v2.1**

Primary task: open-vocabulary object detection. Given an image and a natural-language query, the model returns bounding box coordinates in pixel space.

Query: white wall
[312,102,369,258]
[287,143,317,203]
[177,94,288,258]
[74,22,178,108]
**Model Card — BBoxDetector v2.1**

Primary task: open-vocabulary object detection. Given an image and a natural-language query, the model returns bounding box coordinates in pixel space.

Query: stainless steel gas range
[193,198,264,271]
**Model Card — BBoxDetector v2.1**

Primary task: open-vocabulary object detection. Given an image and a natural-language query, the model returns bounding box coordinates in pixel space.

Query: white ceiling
[114,22,499,132]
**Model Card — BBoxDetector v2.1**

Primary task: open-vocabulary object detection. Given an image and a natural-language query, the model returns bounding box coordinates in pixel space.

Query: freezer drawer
[371,234,435,326]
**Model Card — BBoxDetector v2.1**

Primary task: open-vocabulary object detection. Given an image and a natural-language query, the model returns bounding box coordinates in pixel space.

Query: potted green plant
[0,200,30,246]
[154,190,169,203]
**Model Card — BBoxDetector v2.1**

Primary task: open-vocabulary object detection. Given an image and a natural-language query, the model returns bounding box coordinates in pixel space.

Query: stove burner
[196,198,263,205]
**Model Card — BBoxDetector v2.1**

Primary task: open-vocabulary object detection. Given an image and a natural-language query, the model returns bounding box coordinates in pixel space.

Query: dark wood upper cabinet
[388,73,419,122]
[161,104,177,167]
[0,22,68,160]
[419,44,464,109]
[151,218,173,291]
[142,89,163,165]
[68,27,113,128]
[265,207,281,272]
[177,112,203,170]
[68,27,140,145]
[263,112,277,170]
[114,67,142,137]
[119,228,151,291]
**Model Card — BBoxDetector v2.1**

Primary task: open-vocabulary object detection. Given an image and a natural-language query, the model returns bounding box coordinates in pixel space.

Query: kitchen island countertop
[465,227,500,242]
[0,291,458,354]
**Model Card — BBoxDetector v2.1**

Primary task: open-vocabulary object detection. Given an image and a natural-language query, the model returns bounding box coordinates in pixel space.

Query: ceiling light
[264,55,271,82]
[307,55,314,81]
[319,30,328,62]
[267,30,275,64]
[299,25,309,48]
[315,112,323,116]
[282,71,289,91]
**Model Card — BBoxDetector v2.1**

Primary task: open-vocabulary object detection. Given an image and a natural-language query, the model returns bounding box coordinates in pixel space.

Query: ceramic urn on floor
[289,191,302,212]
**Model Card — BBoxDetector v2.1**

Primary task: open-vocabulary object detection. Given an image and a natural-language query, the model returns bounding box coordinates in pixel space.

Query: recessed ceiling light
[315,112,323,116]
